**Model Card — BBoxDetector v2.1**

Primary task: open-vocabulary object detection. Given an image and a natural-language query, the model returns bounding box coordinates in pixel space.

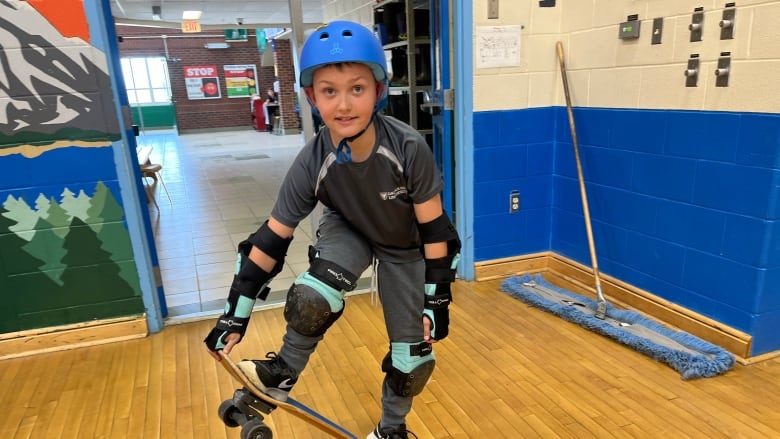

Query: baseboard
[0,315,148,361]
[475,253,754,359]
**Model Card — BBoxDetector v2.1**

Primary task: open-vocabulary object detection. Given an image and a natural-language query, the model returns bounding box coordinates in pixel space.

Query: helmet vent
[342,30,353,38]
[319,32,329,41]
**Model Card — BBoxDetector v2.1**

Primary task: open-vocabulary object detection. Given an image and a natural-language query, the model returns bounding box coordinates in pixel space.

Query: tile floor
[137,128,371,324]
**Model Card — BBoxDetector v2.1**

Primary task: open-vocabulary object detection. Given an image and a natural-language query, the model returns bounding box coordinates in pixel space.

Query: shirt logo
[379,187,407,200]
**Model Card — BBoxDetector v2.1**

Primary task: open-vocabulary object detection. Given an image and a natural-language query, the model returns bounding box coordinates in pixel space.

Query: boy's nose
[336,94,351,110]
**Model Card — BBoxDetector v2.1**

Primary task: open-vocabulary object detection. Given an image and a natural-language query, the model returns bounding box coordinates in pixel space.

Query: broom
[500,42,735,379]
[555,41,608,319]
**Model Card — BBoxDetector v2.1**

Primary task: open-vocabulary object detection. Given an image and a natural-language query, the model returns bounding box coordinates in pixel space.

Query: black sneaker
[236,352,298,401]
[366,423,418,439]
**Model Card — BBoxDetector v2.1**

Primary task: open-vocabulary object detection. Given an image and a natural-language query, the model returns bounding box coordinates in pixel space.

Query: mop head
[501,274,735,379]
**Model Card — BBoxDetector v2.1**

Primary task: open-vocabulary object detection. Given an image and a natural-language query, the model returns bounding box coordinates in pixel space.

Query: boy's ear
[375,82,386,101]
[304,87,317,106]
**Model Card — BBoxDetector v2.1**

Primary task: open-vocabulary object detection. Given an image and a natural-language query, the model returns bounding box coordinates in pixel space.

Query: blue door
[425,0,455,219]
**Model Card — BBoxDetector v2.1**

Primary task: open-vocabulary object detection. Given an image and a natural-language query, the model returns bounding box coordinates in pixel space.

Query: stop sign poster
[184,65,221,99]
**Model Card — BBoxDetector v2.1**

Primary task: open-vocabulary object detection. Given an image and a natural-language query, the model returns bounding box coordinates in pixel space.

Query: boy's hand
[422,315,438,344]
[204,329,242,360]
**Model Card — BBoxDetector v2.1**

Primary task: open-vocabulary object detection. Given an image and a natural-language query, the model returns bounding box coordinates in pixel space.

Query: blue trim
[454,0,475,281]
[473,106,780,355]
[92,0,164,332]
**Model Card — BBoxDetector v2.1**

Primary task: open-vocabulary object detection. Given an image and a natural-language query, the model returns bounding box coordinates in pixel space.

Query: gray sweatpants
[278,210,429,429]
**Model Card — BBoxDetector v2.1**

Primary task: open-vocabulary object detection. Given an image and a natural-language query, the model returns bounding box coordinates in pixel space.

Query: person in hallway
[262,87,278,132]
[204,20,460,439]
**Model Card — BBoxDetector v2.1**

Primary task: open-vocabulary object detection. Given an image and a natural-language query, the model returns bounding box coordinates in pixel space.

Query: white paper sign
[476,25,522,69]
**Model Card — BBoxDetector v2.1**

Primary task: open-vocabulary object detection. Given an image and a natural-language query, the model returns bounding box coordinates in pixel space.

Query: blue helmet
[299,21,388,111]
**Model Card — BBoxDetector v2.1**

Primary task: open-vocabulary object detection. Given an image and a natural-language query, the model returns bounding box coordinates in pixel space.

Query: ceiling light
[182,10,202,20]
[204,42,230,49]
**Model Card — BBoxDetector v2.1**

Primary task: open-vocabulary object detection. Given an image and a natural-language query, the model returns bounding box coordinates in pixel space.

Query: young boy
[204,21,460,439]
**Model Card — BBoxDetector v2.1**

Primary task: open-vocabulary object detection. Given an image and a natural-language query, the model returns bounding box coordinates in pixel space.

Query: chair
[141,163,172,206]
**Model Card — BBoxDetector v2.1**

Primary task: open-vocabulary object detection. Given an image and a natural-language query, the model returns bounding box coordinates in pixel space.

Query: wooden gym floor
[1,279,778,438]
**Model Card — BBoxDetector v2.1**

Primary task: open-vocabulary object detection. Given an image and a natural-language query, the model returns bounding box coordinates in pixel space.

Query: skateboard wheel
[241,418,273,439]
[218,399,241,428]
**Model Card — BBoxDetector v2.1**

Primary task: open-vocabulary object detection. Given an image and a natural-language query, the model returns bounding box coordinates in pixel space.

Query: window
[121,57,171,104]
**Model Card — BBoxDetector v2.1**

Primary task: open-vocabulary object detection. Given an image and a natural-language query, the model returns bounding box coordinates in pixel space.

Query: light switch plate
[652,17,663,44]
[488,0,499,19]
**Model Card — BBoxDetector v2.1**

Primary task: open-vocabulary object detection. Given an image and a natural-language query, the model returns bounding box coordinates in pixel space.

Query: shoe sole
[235,361,290,402]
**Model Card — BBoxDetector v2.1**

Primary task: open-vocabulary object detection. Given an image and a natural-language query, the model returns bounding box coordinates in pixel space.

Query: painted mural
[0,0,144,333]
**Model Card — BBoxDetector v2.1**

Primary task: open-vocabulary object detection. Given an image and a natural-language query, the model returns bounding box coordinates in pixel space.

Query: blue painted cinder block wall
[473,107,780,356]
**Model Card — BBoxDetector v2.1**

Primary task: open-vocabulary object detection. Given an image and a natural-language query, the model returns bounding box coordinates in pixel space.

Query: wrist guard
[204,236,284,352]
[423,256,455,340]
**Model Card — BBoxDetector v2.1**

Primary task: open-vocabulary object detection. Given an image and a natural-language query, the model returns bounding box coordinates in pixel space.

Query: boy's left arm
[414,196,461,342]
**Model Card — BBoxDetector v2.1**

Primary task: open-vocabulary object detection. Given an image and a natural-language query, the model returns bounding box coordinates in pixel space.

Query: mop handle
[555,41,605,301]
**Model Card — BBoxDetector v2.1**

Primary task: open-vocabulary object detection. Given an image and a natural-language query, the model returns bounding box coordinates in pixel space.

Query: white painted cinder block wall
[472,0,780,113]
[321,0,376,25]
[321,1,780,114]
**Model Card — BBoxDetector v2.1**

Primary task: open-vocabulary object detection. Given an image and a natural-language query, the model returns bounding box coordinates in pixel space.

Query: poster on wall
[184,65,221,99]
[224,64,258,98]
[475,25,522,69]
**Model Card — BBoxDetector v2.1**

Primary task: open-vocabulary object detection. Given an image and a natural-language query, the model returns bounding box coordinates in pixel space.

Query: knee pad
[284,273,345,337]
[284,256,359,337]
[382,342,436,397]
[307,246,359,292]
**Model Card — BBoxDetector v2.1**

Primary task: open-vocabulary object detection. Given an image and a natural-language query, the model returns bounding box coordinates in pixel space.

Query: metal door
[422,0,455,218]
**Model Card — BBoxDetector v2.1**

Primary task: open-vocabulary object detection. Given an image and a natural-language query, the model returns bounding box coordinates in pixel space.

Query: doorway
[120,56,176,131]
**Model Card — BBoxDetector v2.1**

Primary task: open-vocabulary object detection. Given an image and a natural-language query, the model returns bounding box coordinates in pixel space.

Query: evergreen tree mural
[34,194,50,213]
[0,205,62,333]
[86,181,123,229]
[73,189,91,219]
[87,181,140,292]
[2,194,37,240]
[45,196,71,238]
[57,217,144,326]
[60,188,90,221]
[22,217,67,285]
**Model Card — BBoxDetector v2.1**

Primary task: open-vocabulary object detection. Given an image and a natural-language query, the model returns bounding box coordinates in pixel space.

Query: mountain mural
[0,0,119,148]
[0,0,150,332]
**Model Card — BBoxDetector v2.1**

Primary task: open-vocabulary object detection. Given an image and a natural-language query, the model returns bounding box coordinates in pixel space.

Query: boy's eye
[353,85,363,93]
[324,88,335,95]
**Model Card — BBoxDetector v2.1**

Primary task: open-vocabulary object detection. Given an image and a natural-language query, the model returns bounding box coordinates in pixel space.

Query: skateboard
[217,351,358,439]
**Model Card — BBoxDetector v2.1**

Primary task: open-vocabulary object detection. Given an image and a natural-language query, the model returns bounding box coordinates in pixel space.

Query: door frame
[95,0,166,330]
[431,0,474,280]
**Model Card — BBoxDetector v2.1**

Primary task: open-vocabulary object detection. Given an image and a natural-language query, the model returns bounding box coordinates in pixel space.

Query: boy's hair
[299,21,388,112]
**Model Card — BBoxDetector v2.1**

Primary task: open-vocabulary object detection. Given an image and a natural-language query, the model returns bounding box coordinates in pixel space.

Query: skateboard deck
[218,351,357,439]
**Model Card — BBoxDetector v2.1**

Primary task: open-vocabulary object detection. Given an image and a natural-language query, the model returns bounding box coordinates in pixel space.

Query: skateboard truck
[219,387,278,438]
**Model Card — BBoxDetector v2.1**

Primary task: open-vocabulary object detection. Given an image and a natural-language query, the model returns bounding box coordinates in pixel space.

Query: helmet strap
[334,114,377,164]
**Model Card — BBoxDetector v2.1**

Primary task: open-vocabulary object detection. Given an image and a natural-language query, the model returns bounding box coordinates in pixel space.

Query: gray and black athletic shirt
[271,115,443,261]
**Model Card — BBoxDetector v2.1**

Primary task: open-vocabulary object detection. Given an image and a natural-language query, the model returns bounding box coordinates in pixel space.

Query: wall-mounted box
[619,15,641,39]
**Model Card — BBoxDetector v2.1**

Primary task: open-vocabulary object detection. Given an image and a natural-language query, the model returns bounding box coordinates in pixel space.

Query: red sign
[184,65,221,99]
[184,65,218,78]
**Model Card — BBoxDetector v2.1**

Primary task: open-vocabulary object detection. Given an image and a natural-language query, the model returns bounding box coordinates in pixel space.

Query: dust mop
[501,275,735,379]
[500,42,735,379]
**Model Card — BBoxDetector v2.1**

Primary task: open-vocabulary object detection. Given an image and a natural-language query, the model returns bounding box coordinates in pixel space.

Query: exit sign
[225,29,248,41]
[182,20,201,33]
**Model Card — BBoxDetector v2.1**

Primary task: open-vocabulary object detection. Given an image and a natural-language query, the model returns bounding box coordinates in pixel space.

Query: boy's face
[306,63,381,142]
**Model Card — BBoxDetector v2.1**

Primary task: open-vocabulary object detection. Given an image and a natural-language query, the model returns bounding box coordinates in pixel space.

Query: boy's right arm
[204,217,295,360]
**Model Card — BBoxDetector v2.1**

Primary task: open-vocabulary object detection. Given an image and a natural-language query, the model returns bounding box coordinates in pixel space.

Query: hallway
[137,128,370,322]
